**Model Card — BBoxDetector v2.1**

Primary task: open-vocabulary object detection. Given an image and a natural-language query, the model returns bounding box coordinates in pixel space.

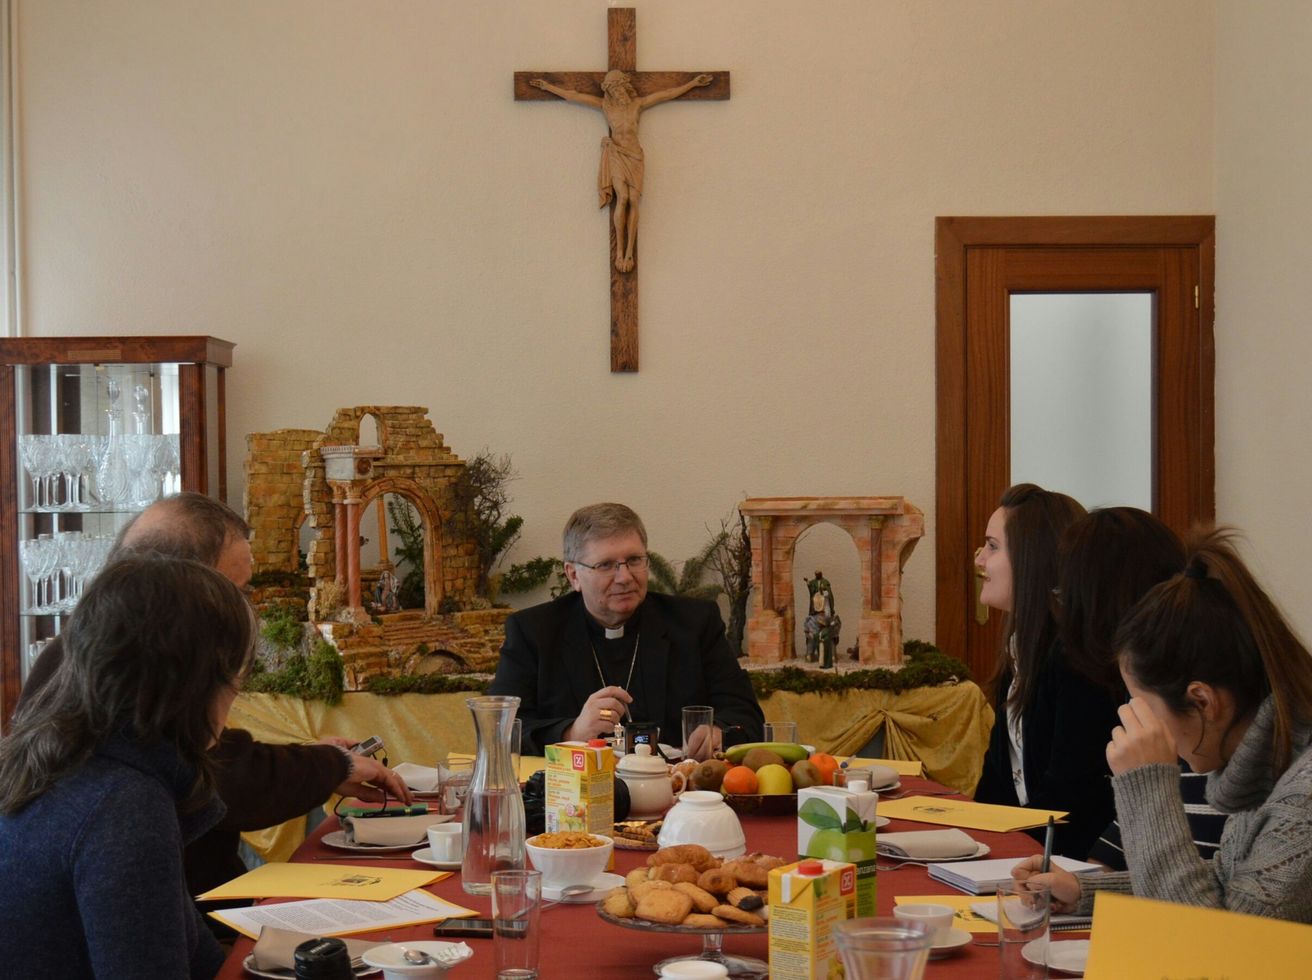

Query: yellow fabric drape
[758,683,994,795]
[228,683,993,862]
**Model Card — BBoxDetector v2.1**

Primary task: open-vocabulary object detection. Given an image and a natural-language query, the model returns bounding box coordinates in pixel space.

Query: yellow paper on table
[197,862,447,903]
[894,894,997,934]
[876,796,1066,832]
[1084,892,1312,979]
[843,757,924,777]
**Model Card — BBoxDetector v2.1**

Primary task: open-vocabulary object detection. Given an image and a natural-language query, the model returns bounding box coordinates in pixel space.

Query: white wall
[12,1,1215,649]
[1215,0,1312,642]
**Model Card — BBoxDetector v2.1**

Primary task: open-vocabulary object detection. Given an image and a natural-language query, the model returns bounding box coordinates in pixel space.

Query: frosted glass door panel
[1010,293,1153,510]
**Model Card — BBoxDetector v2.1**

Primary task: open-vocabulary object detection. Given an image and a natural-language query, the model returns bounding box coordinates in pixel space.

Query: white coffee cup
[893,903,955,945]
[427,823,464,862]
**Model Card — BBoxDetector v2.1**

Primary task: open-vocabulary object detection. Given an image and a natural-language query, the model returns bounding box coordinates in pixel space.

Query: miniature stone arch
[740,497,924,666]
[304,406,475,621]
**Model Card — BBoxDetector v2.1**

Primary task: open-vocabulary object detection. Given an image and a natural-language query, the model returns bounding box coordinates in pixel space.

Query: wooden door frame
[934,216,1215,673]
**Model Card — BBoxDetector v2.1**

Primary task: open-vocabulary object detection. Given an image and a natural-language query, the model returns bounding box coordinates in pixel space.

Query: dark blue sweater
[0,733,226,978]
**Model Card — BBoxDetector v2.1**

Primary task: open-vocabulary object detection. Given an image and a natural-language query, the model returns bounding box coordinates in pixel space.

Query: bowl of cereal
[524,831,614,888]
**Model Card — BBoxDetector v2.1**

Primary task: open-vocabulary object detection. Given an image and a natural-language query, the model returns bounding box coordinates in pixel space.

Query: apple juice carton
[797,780,879,916]
[768,858,858,980]
[544,739,615,863]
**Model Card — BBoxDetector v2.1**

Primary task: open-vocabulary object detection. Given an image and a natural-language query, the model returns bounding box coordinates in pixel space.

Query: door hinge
[1194,285,1199,309]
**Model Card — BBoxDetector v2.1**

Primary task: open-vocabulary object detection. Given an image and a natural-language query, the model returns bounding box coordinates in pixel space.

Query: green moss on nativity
[244,639,345,704]
[748,642,971,699]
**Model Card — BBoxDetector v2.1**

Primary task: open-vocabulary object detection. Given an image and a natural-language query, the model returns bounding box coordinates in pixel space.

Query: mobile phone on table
[352,735,384,756]
[432,917,527,939]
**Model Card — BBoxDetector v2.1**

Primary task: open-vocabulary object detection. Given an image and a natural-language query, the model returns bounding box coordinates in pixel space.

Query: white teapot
[616,743,675,818]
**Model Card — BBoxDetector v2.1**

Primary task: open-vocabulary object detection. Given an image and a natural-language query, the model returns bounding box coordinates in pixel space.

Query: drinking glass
[491,868,541,979]
[510,717,522,783]
[439,757,475,818]
[682,705,715,762]
[764,721,798,744]
[833,917,933,980]
[997,881,1051,979]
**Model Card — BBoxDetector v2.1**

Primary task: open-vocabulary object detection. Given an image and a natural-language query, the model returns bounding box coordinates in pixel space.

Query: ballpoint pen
[1040,815,1055,874]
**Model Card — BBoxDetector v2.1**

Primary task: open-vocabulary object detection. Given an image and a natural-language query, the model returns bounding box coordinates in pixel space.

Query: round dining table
[215,776,1053,978]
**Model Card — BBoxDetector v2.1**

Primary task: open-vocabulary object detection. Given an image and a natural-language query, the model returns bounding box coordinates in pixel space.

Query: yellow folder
[844,756,925,777]
[1085,892,1312,979]
[876,796,1066,832]
[197,861,448,903]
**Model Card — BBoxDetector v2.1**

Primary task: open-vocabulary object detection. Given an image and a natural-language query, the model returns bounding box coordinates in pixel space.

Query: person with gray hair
[17,492,410,917]
[490,502,763,757]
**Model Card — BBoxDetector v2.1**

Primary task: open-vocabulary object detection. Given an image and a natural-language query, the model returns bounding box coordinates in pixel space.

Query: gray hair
[563,503,648,562]
[110,492,250,566]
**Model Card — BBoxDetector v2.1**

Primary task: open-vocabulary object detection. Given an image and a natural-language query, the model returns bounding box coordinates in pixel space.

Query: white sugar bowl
[617,743,675,818]
[657,790,746,858]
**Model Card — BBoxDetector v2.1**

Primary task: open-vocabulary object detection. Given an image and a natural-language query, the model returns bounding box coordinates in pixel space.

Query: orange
[721,765,759,795]
[809,752,840,786]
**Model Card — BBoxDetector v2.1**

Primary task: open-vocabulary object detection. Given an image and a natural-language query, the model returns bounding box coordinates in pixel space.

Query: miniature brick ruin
[244,407,509,688]
[740,496,924,666]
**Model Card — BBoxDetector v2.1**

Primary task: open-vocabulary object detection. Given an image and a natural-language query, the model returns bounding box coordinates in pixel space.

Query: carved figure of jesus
[530,70,713,273]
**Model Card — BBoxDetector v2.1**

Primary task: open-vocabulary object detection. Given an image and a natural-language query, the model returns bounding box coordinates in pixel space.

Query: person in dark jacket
[972,483,1120,859]
[15,493,410,902]
[490,502,763,757]
[0,555,252,978]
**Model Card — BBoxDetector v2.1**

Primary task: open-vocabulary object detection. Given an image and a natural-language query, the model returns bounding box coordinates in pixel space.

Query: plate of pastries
[596,844,783,932]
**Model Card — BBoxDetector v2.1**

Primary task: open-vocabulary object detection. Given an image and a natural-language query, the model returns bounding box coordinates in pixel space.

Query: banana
[724,741,810,765]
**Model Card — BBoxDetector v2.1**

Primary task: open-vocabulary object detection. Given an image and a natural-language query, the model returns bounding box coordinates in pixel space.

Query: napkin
[877,828,980,859]
[393,762,442,793]
[251,926,382,971]
[342,813,443,846]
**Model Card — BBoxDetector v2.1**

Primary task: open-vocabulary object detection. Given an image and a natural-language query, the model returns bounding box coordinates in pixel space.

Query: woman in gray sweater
[1015,528,1312,922]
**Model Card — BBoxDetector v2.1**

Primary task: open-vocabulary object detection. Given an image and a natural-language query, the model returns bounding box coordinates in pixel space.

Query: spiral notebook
[930,854,1102,894]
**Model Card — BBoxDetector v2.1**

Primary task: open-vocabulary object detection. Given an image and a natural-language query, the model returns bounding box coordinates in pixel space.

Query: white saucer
[1024,938,1089,976]
[242,954,380,978]
[322,830,427,853]
[411,846,462,870]
[872,779,901,793]
[875,815,891,828]
[543,871,625,902]
[875,842,991,862]
[928,928,972,959]
[362,941,474,972]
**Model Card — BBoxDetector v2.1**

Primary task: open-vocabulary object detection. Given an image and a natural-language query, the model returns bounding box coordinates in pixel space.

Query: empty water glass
[833,917,933,980]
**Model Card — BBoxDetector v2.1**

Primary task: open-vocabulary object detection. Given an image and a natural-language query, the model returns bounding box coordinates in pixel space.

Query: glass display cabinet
[0,336,234,727]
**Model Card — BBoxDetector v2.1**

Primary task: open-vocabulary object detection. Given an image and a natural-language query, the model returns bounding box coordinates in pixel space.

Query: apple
[755,763,793,795]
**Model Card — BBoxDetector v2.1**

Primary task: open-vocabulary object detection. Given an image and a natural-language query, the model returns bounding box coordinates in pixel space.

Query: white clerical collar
[604,624,625,640]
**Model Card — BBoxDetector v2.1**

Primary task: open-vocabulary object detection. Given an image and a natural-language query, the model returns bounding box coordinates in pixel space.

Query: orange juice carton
[798,780,879,916]
[545,739,615,840]
[768,858,858,980]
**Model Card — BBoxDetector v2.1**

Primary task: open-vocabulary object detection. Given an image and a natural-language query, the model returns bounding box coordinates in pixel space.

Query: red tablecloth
[215,778,1046,978]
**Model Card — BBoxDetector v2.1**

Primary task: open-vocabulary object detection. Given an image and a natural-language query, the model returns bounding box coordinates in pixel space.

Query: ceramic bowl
[524,832,614,888]
[657,790,746,858]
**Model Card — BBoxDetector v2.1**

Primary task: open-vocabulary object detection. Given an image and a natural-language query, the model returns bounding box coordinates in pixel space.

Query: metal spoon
[541,883,593,909]
[400,946,434,965]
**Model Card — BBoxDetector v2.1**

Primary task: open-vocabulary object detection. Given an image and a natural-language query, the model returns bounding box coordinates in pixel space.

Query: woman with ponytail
[1015,528,1312,921]
[0,554,254,977]
[973,484,1122,858]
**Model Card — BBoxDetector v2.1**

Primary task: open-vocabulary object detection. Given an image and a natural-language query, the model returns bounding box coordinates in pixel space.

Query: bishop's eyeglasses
[572,555,650,575]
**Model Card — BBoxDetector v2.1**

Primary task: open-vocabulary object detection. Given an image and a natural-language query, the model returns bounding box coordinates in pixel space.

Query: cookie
[682,913,730,929]
[726,886,764,911]
[720,859,768,889]
[628,879,673,904]
[650,862,700,885]
[712,903,766,927]
[696,868,736,895]
[601,887,635,918]
[636,889,694,926]
[672,881,719,913]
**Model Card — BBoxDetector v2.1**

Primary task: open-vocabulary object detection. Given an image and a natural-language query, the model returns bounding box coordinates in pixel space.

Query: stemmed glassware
[19,532,114,615]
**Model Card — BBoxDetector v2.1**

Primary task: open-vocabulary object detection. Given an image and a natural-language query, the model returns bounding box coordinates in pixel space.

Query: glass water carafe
[461,695,526,895]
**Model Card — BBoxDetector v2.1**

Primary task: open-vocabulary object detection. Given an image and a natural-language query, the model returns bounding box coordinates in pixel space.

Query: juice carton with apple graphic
[545,740,615,844]
[768,858,858,980]
[797,783,878,917]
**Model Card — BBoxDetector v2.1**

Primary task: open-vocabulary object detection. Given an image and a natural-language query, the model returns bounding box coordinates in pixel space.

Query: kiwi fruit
[740,747,786,772]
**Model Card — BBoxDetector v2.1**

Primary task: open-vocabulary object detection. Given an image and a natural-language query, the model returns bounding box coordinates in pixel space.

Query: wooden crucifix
[515,7,730,372]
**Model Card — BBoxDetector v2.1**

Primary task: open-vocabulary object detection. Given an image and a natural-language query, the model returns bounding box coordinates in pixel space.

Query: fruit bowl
[722,792,797,817]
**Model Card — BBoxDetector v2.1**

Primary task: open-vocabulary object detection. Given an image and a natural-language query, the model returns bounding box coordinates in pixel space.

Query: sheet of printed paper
[198,862,447,902]
[1084,892,1312,979]
[875,796,1067,832]
[844,757,925,777]
[209,888,478,940]
[894,894,998,933]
